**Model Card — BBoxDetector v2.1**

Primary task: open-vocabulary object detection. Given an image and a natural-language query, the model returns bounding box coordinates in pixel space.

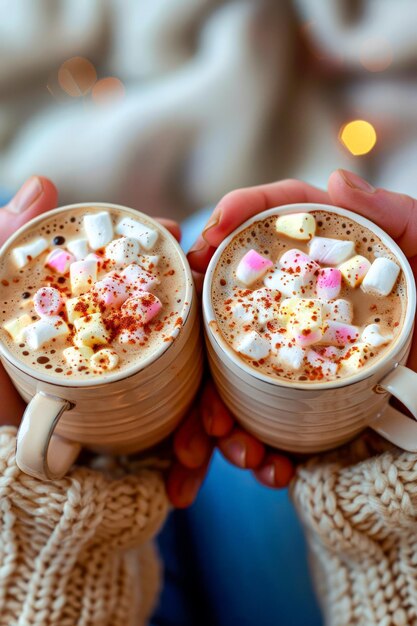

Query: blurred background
[1,2,417,625]
[1,0,417,225]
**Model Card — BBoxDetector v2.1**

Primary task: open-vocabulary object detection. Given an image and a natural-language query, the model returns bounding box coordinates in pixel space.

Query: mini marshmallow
[116,217,158,250]
[235,330,270,361]
[264,269,304,297]
[138,255,160,272]
[93,274,129,309]
[83,212,113,250]
[339,343,370,375]
[322,299,353,324]
[361,324,393,347]
[70,259,98,296]
[251,288,281,325]
[322,320,359,346]
[45,248,75,274]
[236,249,273,286]
[74,313,109,347]
[316,268,342,300]
[279,249,320,283]
[287,299,323,347]
[63,346,94,368]
[309,237,355,265]
[67,238,89,260]
[279,297,299,322]
[306,349,338,377]
[105,237,140,266]
[90,348,119,372]
[275,213,316,241]
[3,314,32,342]
[321,346,342,359]
[339,255,371,288]
[118,327,146,344]
[121,263,160,293]
[122,293,162,324]
[85,252,104,270]
[33,287,64,317]
[25,316,69,349]
[361,257,400,296]
[66,295,99,323]
[12,237,48,269]
[277,344,305,370]
[232,301,256,324]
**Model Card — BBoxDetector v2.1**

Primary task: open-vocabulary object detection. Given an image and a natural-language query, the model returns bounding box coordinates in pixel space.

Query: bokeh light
[359,38,393,72]
[92,78,125,103]
[58,57,97,97]
[339,120,377,156]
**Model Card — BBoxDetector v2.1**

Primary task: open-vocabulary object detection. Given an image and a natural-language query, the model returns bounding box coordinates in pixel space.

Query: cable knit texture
[0,427,169,626]
[292,434,417,626]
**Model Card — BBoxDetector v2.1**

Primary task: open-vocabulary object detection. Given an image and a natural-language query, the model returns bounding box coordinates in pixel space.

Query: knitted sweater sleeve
[292,434,417,626]
[0,426,169,626]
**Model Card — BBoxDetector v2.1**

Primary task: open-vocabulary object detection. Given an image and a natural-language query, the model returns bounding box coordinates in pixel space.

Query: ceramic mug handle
[16,392,81,480]
[370,365,417,451]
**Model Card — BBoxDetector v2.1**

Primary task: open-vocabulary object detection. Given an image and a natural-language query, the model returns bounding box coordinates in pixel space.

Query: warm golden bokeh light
[92,77,125,103]
[360,38,393,72]
[339,120,377,156]
[58,57,97,97]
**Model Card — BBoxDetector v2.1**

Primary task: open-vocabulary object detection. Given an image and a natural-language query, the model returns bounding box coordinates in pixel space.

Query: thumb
[328,170,417,258]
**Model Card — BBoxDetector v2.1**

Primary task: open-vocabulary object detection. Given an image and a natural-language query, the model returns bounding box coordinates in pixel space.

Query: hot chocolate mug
[0,203,203,480]
[203,203,417,453]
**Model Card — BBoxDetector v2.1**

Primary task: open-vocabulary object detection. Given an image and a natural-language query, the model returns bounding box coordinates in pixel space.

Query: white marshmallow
[90,348,119,372]
[67,238,89,260]
[275,213,316,241]
[236,249,273,286]
[74,313,109,347]
[309,236,355,265]
[270,331,287,354]
[118,327,146,344]
[322,299,353,324]
[279,249,320,283]
[70,259,98,296]
[339,255,371,288]
[25,316,69,349]
[65,295,99,323]
[121,263,160,293]
[33,287,64,317]
[361,324,393,347]
[322,320,359,346]
[264,269,304,297]
[85,252,104,271]
[361,257,400,296]
[63,346,94,368]
[277,344,305,370]
[339,343,370,375]
[252,288,281,325]
[105,237,140,266]
[138,255,160,272]
[235,330,270,361]
[12,237,48,269]
[116,217,158,250]
[287,299,323,347]
[83,212,114,250]
[306,350,338,377]
[3,314,32,342]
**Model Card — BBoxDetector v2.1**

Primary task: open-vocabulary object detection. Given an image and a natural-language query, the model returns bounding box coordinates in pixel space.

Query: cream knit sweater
[0,427,169,626]
[293,433,417,626]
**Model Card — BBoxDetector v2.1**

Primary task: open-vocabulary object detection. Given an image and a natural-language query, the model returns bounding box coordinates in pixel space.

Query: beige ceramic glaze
[0,203,203,479]
[203,203,417,453]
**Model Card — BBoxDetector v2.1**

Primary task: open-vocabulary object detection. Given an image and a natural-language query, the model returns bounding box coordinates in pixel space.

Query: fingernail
[338,169,376,194]
[7,177,43,214]
[202,212,221,242]
[225,440,246,468]
[259,463,275,486]
[188,240,208,257]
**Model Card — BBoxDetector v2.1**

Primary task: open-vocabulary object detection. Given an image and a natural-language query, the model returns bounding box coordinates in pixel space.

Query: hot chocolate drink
[211,210,406,383]
[0,206,188,381]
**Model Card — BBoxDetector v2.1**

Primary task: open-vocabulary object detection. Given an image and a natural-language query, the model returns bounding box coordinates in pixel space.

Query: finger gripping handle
[16,392,81,480]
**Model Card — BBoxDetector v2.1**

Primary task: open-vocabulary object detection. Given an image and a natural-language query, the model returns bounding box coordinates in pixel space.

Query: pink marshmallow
[93,274,129,308]
[279,249,320,282]
[236,250,273,286]
[122,293,162,324]
[322,320,359,347]
[33,287,64,317]
[45,248,75,274]
[292,328,323,348]
[316,268,342,300]
[121,263,160,293]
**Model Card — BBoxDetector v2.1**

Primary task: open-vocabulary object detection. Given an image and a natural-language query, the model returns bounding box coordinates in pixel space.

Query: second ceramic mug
[203,203,417,454]
[0,203,203,480]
